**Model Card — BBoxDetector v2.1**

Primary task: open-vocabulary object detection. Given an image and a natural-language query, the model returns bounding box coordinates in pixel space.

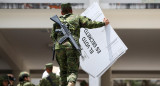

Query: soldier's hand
[9,80,14,85]
[67,82,75,86]
[103,18,109,25]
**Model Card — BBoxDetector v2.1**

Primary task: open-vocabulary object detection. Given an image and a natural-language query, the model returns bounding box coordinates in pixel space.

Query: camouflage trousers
[55,48,80,86]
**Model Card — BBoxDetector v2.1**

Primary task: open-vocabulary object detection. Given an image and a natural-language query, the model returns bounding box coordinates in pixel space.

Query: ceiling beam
[0,31,28,71]
[112,70,160,79]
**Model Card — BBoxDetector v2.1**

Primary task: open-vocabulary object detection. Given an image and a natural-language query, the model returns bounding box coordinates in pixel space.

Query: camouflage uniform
[80,80,88,86]
[0,75,8,86]
[17,81,35,86]
[17,72,35,86]
[50,3,105,86]
[39,63,60,86]
[39,73,60,86]
[0,77,2,86]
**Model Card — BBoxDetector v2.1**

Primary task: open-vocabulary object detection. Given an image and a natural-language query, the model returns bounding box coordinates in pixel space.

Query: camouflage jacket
[39,73,60,86]
[17,81,35,86]
[0,78,3,86]
[50,13,105,49]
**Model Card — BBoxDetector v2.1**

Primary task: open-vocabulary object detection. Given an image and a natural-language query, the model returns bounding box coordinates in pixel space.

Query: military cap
[45,63,53,69]
[61,3,72,13]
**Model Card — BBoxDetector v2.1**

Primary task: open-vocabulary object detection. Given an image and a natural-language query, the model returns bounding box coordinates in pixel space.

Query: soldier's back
[17,81,35,86]
[39,73,60,86]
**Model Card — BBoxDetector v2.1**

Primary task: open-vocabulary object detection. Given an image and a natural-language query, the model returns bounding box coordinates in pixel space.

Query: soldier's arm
[50,23,57,41]
[67,73,77,83]
[79,16,107,29]
[56,75,60,85]
[24,82,35,86]
[39,79,49,86]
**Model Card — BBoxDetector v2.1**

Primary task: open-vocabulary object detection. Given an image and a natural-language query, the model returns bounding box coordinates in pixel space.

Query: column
[101,68,113,86]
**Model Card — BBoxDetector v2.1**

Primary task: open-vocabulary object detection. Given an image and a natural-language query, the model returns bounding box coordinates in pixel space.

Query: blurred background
[0,0,160,86]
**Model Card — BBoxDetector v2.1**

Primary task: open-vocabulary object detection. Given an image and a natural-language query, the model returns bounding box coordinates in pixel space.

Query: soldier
[80,80,88,86]
[50,3,109,86]
[7,74,15,86]
[0,75,9,86]
[0,74,15,86]
[39,63,60,86]
[17,71,35,86]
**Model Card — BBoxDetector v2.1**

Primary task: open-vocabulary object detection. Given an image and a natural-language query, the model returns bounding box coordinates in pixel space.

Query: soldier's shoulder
[79,15,90,20]
[60,13,76,18]
[49,73,60,81]
[39,78,50,86]
[40,77,48,81]
[55,74,60,79]
[49,72,56,76]
[40,77,49,83]
[17,83,20,86]
[23,82,35,86]
[49,73,56,78]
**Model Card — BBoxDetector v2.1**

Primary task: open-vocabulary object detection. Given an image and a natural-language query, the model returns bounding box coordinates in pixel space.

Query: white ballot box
[79,2,128,83]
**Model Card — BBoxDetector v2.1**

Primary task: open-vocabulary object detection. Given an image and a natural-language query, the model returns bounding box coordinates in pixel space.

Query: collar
[60,13,72,18]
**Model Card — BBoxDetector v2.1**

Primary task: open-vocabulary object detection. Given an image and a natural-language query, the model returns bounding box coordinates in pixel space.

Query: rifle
[50,15,82,57]
[52,40,56,61]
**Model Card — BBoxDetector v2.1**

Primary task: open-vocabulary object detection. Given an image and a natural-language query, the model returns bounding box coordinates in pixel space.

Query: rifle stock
[59,35,68,44]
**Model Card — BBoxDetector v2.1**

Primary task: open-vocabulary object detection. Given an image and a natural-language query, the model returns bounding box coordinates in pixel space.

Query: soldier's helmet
[45,63,53,69]
[19,71,30,82]
[61,3,72,14]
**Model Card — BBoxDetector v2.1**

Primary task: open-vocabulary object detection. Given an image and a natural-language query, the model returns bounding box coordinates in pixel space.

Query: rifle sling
[47,75,56,86]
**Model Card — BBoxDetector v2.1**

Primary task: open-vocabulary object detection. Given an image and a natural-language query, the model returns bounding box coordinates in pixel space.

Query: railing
[109,3,160,9]
[0,3,84,9]
[0,3,160,9]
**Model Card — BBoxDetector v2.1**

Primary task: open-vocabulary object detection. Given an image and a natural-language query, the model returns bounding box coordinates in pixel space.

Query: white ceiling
[0,29,57,70]
[0,58,11,69]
